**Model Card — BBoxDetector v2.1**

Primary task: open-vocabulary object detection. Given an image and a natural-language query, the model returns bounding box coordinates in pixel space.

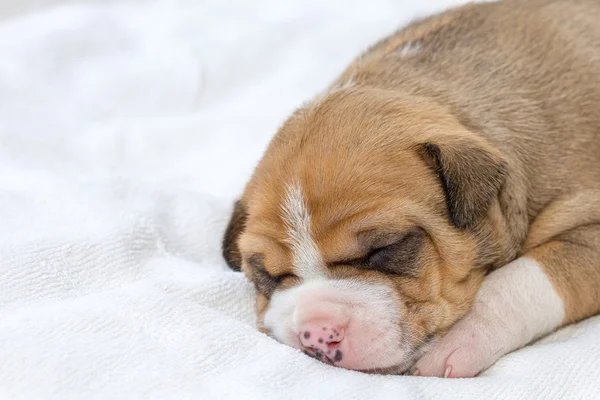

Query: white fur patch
[281,183,325,280]
[263,278,412,370]
[475,257,565,343]
[274,184,421,370]
[414,257,565,377]
[394,42,422,57]
[264,279,393,343]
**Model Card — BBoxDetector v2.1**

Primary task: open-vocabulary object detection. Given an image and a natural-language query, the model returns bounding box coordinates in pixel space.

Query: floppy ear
[417,138,507,230]
[222,200,248,271]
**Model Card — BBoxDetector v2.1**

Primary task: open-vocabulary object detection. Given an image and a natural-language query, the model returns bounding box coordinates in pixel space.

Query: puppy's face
[223,88,505,373]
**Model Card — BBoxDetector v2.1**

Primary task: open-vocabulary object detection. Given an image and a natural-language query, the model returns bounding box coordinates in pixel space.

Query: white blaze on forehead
[281,183,326,280]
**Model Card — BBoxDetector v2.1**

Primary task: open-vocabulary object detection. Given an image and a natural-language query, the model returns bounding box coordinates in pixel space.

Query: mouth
[299,335,437,375]
[261,278,441,374]
[302,338,434,375]
[302,348,340,365]
[302,341,344,365]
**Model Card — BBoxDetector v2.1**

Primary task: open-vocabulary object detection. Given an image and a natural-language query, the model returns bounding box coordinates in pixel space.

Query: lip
[301,344,416,374]
[359,365,407,375]
[268,319,439,374]
[301,333,437,375]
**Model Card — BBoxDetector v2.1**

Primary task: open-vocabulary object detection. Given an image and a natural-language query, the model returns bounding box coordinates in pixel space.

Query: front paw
[413,312,505,378]
[413,257,566,378]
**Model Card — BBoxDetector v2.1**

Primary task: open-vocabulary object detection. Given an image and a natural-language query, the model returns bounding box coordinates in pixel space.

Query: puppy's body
[335,0,600,317]
[339,0,600,245]
[223,0,600,377]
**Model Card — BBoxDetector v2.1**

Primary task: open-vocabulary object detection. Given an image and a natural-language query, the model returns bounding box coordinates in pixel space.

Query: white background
[0,1,598,399]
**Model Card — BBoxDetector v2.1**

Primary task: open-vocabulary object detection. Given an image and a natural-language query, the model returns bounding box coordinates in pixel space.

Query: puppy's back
[332,0,600,212]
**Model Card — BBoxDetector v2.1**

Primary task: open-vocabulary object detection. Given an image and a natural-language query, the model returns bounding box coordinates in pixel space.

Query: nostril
[298,323,346,364]
[300,340,344,365]
[327,341,341,350]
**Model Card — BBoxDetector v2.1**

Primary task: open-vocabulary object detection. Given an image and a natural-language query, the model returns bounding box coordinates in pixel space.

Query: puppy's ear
[418,138,507,229]
[222,200,248,271]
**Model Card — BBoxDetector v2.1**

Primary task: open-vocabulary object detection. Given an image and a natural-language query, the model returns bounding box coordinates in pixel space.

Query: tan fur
[333,2,480,87]
[523,191,600,322]
[222,0,600,367]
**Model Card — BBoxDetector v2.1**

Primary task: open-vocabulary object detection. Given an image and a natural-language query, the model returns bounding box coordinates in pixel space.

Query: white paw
[413,310,505,378]
[413,257,565,378]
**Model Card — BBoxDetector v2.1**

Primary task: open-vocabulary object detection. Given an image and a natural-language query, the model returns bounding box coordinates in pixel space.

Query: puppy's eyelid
[331,227,425,274]
[275,272,297,280]
[367,228,425,275]
[364,247,387,262]
[360,228,418,258]
[245,254,298,296]
[246,254,295,279]
[246,253,266,270]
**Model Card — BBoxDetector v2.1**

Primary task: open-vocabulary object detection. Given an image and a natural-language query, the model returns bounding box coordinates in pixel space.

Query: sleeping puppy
[222,0,600,377]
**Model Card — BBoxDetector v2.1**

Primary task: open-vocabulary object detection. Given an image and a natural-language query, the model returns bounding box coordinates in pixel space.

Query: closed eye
[334,228,425,276]
[364,246,391,264]
[251,268,280,297]
[246,254,296,297]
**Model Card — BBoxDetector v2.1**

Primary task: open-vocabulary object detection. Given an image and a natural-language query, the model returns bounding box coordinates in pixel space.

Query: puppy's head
[222,87,506,373]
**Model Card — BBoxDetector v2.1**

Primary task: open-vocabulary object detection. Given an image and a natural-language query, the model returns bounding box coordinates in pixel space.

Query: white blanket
[0,1,598,399]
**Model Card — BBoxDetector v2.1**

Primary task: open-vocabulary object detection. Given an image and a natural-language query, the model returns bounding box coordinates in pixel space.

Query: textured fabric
[0,1,599,399]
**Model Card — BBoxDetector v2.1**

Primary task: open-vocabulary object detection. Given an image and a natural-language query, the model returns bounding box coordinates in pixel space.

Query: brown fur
[222,200,247,271]
[223,0,600,359]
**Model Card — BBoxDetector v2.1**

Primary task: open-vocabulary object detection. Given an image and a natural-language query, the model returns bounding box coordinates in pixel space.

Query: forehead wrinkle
[280,182,326,280]
[312,206,383,263]
[314,201,388,236]
[315,199,428,262]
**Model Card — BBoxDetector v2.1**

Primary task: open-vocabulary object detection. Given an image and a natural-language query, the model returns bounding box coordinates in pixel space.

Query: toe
[443,347,483,378]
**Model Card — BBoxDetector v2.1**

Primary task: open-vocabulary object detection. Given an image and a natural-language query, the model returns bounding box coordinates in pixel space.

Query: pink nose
[299,322,345,364]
